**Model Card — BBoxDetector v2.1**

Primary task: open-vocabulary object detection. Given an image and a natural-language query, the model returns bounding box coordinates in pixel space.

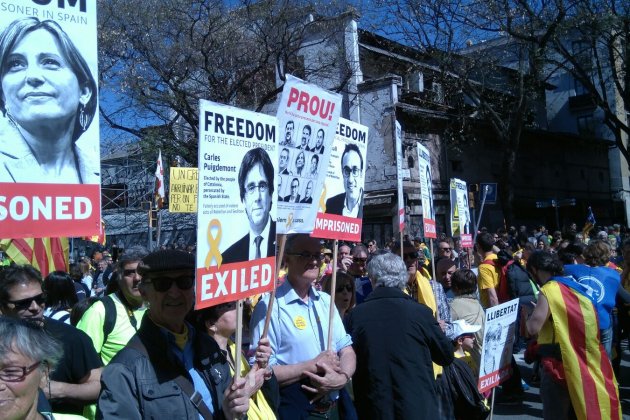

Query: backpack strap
[125,337,215,420]
[101,295,117,344]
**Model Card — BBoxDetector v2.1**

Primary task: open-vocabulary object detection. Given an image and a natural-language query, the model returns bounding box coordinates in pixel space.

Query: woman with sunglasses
[322,272,356,321]
[195,301,278,420]
[0,317,63,420]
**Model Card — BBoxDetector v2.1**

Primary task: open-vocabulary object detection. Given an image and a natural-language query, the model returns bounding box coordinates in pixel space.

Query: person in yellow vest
[526,251,621,419]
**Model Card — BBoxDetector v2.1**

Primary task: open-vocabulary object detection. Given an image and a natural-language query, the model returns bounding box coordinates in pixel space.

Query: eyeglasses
[352,258,367,264]
[5,293,46,311]
[336,284,353,293]
[342,166,361,178]
[403,252,418,260]
[143,275,194,292]
[0,361,41,382]
[439,247,452,252]
[286,251,324,261]
[123,268,141,277]
[246,182,268,195]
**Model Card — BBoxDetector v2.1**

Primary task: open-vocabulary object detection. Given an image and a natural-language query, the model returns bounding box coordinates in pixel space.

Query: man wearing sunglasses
[0,264,103,416]
[325,143,364,218]
[348,244,372,304]
[77,246,148,364]
[223,147,276,265]
[99,249,250,419]
[249,234,356,418]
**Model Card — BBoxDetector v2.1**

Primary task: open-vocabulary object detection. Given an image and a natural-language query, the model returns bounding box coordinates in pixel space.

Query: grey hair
[367,252,408,289]
[0,317,63,370]
[116,245,149,274]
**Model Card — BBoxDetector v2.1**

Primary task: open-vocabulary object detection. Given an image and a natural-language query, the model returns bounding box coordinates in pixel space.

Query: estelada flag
[582,206,596,237]
[542,279,621,420]
[0,238,69,277]
[83,219,106,245]
[155,150,165,209]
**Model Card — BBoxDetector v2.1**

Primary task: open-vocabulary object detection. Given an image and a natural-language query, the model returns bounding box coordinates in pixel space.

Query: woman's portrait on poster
[0,17,99,184]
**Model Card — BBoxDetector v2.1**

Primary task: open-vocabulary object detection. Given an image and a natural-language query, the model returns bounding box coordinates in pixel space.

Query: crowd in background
[0,221,627,419]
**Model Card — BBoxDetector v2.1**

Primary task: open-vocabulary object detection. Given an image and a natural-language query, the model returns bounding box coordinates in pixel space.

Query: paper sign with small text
[312,118,368,242]
[169,167,198,213]
[417,143,436,239]
[195,100,278,309]
[0,0,101,238]
[275,75,342,234]
[478,298,519,393]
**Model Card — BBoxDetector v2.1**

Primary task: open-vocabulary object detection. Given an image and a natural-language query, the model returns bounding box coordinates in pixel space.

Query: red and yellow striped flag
[0,238,68,277]
[82,219,106,245]
[542,280,621,420]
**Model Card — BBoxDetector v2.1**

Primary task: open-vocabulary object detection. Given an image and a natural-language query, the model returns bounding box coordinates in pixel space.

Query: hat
[452,319,481,339]
[321,248,332,255]
[138,249,195,275]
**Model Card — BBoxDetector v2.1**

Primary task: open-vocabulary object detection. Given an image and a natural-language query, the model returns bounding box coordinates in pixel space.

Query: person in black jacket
[98,250,254,419]
[346,251,454,419]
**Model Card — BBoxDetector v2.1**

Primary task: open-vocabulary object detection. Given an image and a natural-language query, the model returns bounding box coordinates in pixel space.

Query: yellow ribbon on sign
[286,212,294,230]
[205,219,223,269]
[318,184,327,213]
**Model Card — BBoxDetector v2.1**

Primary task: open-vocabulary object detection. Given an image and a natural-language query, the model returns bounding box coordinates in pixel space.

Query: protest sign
[275,75,342,234]
[450,178,472,245]
[395,122,405,232]
[195,100,278,309]
[169,167,198,213]
[312,118,368,242]
[0,0,101,238]
[478,298,519,393]
[417,144,436,239]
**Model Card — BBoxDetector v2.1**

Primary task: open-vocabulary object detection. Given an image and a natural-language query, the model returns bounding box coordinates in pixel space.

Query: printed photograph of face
[325,143,364,218]
[222,147,276,264]
[0,17,99,184]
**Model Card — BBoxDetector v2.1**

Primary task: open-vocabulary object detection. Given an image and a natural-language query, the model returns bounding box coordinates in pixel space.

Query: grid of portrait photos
[276,120,326,205]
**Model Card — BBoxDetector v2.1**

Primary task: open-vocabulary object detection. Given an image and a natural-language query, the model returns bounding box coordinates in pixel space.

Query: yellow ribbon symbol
[286,213,294,230]
[319,184,327,213]
[205,219,223,269]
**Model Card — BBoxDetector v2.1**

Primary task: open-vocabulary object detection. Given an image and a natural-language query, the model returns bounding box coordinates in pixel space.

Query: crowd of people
[0,222,627,419]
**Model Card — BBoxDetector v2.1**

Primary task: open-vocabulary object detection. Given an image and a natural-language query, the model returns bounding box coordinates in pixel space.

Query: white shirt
[248,216,272,260]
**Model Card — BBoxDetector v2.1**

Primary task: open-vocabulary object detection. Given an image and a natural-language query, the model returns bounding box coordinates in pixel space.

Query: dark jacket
[346,286,454,419]
[325,192,363,218]
[222,220,276,264]
[97,314,229,420]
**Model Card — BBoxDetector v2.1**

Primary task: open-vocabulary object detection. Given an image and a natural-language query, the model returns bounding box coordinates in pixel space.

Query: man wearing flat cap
[98,249,250,419]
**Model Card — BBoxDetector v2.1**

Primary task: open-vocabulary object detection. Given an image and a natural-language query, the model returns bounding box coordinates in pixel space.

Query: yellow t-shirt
[477,253,499,308]
[228,341,277,420]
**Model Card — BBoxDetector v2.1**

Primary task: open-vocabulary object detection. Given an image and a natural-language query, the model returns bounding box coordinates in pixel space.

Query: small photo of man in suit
[281,120,295,146]
[283,178,301,203]
[300,180,314,204]
[325,143,364,218]
[279,148,291,175]
[222,147,276,264]
[297,125,311,150]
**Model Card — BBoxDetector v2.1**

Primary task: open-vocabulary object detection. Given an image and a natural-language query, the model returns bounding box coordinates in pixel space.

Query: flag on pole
[583,206,596,237]
[155,150,165,209]
[82,219,106,245]
[0,238,69,277]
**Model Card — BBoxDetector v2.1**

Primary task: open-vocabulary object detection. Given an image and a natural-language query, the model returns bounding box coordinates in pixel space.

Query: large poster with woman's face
[0,1,100,238]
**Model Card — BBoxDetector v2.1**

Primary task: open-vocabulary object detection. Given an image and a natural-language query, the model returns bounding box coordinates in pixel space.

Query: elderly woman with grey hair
[0,317,63,420]
[346,252,453,419]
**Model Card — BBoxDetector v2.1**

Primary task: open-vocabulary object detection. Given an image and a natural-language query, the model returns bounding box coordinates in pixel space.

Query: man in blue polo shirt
[250,234,356,418]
